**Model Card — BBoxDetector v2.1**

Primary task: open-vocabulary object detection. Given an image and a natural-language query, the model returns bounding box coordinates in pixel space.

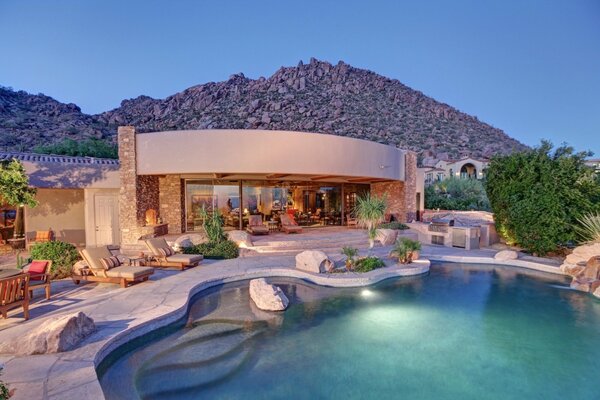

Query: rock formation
[494,250,519,261]
[295,250,335,273]
[249,278,289,311]
[0,58,527,159]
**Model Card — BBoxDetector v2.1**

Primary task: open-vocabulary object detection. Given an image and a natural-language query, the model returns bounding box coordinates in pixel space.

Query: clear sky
[1,0,599,155]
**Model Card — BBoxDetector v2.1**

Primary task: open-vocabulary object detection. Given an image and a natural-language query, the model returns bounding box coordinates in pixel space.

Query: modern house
[118,127,421,247]
[0,152,120,247]
[420,157,488,186]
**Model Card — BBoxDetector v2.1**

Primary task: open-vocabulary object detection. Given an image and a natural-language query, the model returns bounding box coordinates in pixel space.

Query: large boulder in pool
[228,230,253,247]
[376,229,398,246]
[249,279,289,311]
[295,250,334,273]
[0,312,95,355]
[494,250,519,261]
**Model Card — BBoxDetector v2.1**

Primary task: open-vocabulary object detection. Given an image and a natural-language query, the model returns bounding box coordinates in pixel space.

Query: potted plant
[341,246,359,270]
[354,193,387,250]
[390,238,422,264]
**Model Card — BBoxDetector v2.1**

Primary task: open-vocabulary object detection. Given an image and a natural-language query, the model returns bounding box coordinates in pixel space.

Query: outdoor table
[0,269,23,279]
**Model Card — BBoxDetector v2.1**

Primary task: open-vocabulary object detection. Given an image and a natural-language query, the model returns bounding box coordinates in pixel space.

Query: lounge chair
[0,273,30,320]
[23,259,53,300]
[73,246,155,288]
[280,214,302,234]
[144,238,203,270]
[247,215,269,235]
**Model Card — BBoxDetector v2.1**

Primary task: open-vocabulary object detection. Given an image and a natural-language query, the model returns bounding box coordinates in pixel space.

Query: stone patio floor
[0,236,564,400]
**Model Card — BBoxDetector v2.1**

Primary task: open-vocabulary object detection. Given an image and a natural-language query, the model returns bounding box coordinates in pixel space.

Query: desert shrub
[354,256,386,272]
[354,193,387,248]
[575,213,600,244]
[197,206,227,243]
[29,241,81,279]
[0,367,9,400]
[425,177,490,211]
[486,141,600,255]
[182,240,239,259]
[34,138,118,159]
[390,238,422,264]
[378,221,409,230]
[341,246,359,269]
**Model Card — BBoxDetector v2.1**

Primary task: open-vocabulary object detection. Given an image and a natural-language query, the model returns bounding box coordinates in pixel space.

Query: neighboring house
[0,152,120,248]
[420,157,489,186]
[585,158,600,173]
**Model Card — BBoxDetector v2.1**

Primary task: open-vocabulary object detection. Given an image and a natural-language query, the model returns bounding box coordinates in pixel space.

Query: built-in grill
[428,218,454,233]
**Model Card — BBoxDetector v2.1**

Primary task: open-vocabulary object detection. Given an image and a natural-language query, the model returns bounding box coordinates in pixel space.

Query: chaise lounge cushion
[105,266,155,279]
[145,238,176,257]
[81,246,114,271]
[165,254,203,265]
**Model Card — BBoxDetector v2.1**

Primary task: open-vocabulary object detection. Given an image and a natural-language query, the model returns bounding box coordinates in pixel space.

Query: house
[420,157,489,186]
[0,152,120,248]
[117,127,423,247]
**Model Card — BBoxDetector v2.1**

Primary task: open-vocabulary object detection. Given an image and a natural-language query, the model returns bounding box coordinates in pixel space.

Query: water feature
[98,262,600,399]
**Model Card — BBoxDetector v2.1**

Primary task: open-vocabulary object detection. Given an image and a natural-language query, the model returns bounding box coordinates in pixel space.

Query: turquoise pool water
[98,263,600,399]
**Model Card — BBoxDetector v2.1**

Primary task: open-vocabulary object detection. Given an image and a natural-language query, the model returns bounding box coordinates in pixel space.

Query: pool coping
[0,254,564,400]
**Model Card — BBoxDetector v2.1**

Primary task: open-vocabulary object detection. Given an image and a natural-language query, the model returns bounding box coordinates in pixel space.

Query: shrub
[354,256,386,272]
[182,240,239,259]
[390,238,422,264]
[425,177,490,211]
[0,367,9,400]
[354,193,387,248]
[378,221,409,230]
[197,206,227,243]
[341,246,359,270]
[486,141,600,255]
[34,138,118,159]
[575,213,600,244]
[29,241,81,279]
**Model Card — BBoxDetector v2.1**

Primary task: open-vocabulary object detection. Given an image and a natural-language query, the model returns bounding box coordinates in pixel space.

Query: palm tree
[354,193,387,249]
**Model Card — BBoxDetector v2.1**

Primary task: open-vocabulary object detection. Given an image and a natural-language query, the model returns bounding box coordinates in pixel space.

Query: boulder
[249,279,289,311]
[173,233,208,250]
[227,230,253,247]
[570,278,592,293]
[561,243,600,273]
[594,286,600,299]
[494,250,519,261]
[376,229,398,246]
[0,312,95,355]
[295,250,334,273]
[582,256,600,280]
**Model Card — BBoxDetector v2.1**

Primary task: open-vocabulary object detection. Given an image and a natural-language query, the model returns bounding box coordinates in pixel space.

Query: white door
[94,195,117,246]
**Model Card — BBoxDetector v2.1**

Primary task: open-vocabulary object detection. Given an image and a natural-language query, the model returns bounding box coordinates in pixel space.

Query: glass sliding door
[185,180,240,231]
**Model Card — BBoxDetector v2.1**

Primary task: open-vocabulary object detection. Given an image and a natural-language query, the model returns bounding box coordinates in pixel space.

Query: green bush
[425,177,490,211]
[341,246,359,269]
[378,221,409,230]
[486,141,600,255]
[182,240,239,259]
[29,241,81,279]
[354,256,386,272]
[197,206,227,243]
[0,367,9,400]
[390,237,422,264]
[34,138,118,159]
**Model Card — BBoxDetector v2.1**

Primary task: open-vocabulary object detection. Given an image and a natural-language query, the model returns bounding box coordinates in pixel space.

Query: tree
[425,177,490,211]
[354,193,387,249]
[485,141,600,255]
[33,138,118,159]
[0,159,38,238]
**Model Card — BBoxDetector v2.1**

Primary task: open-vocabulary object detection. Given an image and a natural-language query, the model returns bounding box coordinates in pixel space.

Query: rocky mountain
[1,58,527,159]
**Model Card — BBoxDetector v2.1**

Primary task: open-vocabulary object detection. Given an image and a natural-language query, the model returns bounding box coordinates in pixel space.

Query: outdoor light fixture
[361,289,374,297]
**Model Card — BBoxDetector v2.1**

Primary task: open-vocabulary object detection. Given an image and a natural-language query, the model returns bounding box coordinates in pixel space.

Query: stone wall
[370,151,418,223]
[159,175,184,234]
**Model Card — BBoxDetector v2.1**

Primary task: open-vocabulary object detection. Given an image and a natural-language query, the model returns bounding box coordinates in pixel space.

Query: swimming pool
[98,262,600,399]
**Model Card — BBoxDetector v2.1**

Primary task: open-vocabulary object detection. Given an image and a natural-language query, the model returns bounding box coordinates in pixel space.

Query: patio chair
[26,229,54,250]
[280,214,303,234]
[0,273,30,320]
[23,259,53,300]
[246,215,269,235]
[73,246,155,288]
[144,238,203,270]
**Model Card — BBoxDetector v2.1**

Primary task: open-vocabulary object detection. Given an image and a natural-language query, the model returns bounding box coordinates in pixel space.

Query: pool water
[99,263,600,400]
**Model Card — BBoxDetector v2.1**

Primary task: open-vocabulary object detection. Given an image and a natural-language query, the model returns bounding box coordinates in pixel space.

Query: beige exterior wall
[136,129,407,181]
[25,188,86,247]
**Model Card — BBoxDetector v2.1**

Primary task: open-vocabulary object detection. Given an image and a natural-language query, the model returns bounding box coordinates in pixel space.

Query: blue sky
[1,0,599,155]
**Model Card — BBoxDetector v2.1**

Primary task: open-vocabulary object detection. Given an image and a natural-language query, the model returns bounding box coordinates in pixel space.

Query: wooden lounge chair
[73,246,155,288]
[23,259,53,300]
[0,273,30,320]
[26,229,54,250]
[247,215,269,235]
[280,214,302,234]
[144,238,203,270]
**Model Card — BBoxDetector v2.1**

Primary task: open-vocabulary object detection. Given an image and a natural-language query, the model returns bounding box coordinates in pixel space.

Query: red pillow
[28,261,48,281]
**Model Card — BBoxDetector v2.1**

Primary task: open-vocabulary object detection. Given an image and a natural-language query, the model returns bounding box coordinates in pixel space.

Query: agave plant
[575,213,600,244]
[354,193,387,249]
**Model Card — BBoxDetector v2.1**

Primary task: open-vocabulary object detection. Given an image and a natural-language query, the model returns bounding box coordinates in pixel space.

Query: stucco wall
[135,129,407,181]
[26,188,86,246]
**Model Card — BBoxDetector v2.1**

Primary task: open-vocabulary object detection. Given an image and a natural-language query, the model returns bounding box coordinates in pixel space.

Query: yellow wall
[25,188,86,247]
